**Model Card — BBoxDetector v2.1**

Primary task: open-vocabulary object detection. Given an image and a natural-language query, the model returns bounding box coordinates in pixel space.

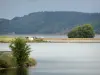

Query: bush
[25,58,37,67]
[0,52,16,68]
[0,52,36,68]
[0,60,9,68]
[68,24,95,38]
[9,38,31,67]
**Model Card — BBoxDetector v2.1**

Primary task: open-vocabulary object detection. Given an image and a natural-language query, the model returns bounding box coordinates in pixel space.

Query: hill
[0,11,100,34]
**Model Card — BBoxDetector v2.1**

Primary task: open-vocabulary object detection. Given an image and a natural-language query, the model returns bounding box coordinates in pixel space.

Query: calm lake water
[0,43,100,75]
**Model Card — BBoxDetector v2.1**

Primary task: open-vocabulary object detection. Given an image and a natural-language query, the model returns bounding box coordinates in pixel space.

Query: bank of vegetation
[68,24,95,38]
[0,36,46,43]
[0,38,37,69]
[0,52,36,69]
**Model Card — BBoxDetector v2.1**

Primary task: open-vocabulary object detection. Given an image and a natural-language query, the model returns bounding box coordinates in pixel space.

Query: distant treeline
[0,11,100,34]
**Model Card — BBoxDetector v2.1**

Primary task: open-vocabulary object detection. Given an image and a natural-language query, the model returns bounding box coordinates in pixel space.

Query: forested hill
[0,11,100,34]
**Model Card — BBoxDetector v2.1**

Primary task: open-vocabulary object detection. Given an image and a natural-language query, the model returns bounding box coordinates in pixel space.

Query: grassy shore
[0,36,46,43]
[0,36,13,43]
[0,36,100,43]
[43,38,100,43]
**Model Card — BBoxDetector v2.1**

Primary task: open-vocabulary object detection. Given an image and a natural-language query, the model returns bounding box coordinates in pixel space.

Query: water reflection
[17,68,28,75]
[0,68,28,75]
[0,69,16,75]
[0,69,7,75]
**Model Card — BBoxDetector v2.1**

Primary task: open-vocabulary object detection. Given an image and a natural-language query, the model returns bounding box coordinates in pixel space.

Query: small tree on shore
[9,38,31,67]
[68,24,95,38]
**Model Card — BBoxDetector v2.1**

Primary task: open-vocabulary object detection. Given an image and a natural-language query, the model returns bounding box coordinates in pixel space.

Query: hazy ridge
[0,11,100,34]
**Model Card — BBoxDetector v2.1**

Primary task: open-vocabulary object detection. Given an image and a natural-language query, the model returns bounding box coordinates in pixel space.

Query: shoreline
[0,67,16,70]
[43,38,100,43]
[0,38,100,43]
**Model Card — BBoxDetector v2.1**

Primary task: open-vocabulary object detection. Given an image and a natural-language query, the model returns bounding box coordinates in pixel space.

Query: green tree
[68,24,95,38]
[9,38,31,67]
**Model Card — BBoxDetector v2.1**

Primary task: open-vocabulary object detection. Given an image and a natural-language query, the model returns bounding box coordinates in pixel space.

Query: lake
[0,43,100,75]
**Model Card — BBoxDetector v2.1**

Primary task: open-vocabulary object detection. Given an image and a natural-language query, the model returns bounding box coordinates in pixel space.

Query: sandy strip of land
[0,37,100,43]
[42,38,100,43]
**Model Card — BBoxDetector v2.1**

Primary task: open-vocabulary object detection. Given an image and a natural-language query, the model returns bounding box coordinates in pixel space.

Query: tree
[68,24,95,38]
[9,38,31,67]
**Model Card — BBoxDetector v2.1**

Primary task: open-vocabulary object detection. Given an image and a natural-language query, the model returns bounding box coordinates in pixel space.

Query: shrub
[25,58,37,67]
[68,24,95,38]
[9,38,31,67]
[0,52,16,68]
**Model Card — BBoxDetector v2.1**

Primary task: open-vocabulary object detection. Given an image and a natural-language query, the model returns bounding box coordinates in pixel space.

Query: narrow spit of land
[42,38,100,43]
[0,36,100,43]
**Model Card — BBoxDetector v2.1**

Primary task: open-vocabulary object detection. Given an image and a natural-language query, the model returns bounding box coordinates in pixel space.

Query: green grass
[0,36,47,43]
[0,36,13,43]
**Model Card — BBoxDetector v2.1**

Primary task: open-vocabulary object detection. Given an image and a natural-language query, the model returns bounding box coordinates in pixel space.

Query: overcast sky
[0,0,100,19]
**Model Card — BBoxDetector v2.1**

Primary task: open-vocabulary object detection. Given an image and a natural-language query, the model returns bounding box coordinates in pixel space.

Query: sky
[0,0,100,19]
